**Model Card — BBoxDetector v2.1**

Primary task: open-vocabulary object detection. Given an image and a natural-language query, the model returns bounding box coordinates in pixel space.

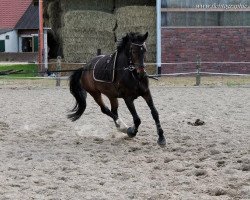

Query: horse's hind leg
[109,97,119,118]
[142,91,166,146]
[90,92,117,122]
[109,97,127,133]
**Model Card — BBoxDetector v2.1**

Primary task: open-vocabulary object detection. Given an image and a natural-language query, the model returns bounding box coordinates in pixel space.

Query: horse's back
[92,54,116,83]
[80,54,118,97]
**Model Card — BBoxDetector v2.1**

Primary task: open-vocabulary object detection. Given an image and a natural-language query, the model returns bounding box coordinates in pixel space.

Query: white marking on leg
[115,118,128,133]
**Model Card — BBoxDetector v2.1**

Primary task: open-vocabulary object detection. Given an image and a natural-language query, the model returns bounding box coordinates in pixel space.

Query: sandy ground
[0,82,249,200]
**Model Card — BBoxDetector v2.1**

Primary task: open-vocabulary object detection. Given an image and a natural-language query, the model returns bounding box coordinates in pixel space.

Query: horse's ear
[142,32,148,42]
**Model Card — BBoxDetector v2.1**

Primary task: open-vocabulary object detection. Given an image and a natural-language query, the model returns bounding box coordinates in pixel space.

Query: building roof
[0,0,33,29]
[15,3,39,30]
[0,28,13,35]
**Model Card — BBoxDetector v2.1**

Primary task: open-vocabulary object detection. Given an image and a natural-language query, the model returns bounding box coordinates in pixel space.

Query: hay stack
[115,6,156,62]
[57,1,156,63]
[63,11,115,31]
[60,0,114,13]
[62,11,116,62]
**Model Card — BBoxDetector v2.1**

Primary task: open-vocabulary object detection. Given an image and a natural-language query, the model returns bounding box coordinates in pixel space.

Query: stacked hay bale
[60,0,116,62]
[115,6,156,63]
[60,0,114,13]
[62,11,116,62]
[47,0,157,65]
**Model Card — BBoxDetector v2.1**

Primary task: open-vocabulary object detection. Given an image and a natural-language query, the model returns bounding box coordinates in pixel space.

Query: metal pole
[56,56,61,87]
[44,28,48,70]
[39,0,44,73]
[156,0,162,76]
[196,55,201,86]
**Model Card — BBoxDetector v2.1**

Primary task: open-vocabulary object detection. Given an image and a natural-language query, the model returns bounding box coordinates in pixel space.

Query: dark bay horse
[68,32,166,146]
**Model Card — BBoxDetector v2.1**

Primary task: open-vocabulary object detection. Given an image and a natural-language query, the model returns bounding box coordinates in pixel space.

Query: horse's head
[117,32,148,77]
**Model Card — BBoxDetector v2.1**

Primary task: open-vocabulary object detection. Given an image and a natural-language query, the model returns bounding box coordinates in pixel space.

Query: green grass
[226,81,241,87]
[0,64,38,77]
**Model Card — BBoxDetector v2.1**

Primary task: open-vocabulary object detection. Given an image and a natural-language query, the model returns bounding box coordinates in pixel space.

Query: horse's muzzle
[136,66,145,74]
[137,66,146,79]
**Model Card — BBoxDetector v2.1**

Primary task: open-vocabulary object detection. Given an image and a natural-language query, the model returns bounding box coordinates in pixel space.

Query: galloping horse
[68,32,166,146]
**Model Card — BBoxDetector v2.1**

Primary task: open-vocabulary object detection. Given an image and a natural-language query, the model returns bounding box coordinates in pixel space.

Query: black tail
[68,69,87,121]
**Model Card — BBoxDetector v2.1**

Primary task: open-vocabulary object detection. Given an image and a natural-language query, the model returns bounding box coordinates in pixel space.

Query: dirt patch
[187,119,205,126]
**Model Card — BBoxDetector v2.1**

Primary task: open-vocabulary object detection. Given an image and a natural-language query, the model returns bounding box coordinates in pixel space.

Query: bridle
[125,42,147,72]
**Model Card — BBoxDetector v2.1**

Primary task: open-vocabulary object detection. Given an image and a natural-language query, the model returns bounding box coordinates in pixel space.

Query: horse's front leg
[142,91,166,146]
[124,98,141,138]
[109,97,127,133]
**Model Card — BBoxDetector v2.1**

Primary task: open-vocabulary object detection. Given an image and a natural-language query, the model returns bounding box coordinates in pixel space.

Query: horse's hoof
[157,136,166,147]
[127,127,137,138]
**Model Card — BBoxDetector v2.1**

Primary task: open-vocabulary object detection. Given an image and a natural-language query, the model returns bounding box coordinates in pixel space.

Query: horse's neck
[116,51,129,69]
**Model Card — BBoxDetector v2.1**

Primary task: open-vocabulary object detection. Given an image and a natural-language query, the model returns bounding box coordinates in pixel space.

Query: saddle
[93,52,117,83]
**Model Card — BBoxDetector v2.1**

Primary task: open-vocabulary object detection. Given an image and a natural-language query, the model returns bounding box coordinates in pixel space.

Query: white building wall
[0,30,18,52]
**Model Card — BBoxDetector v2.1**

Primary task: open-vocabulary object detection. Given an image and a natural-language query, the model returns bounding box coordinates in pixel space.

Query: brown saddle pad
[93,53,117,83]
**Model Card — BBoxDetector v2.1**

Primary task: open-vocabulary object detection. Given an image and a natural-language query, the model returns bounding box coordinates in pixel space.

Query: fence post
[97,49,101,56]
[56,56,61,87]
[196,55,201,86]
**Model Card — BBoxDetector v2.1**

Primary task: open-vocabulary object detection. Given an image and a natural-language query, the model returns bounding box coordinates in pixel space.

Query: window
[21,36,38,52]
[22,37,32,52]
[0,40,5,52]
[161,0,250,27]
[5,35,9,40]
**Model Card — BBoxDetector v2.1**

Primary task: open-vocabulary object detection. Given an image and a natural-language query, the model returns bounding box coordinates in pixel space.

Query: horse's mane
[117,32,145,52]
